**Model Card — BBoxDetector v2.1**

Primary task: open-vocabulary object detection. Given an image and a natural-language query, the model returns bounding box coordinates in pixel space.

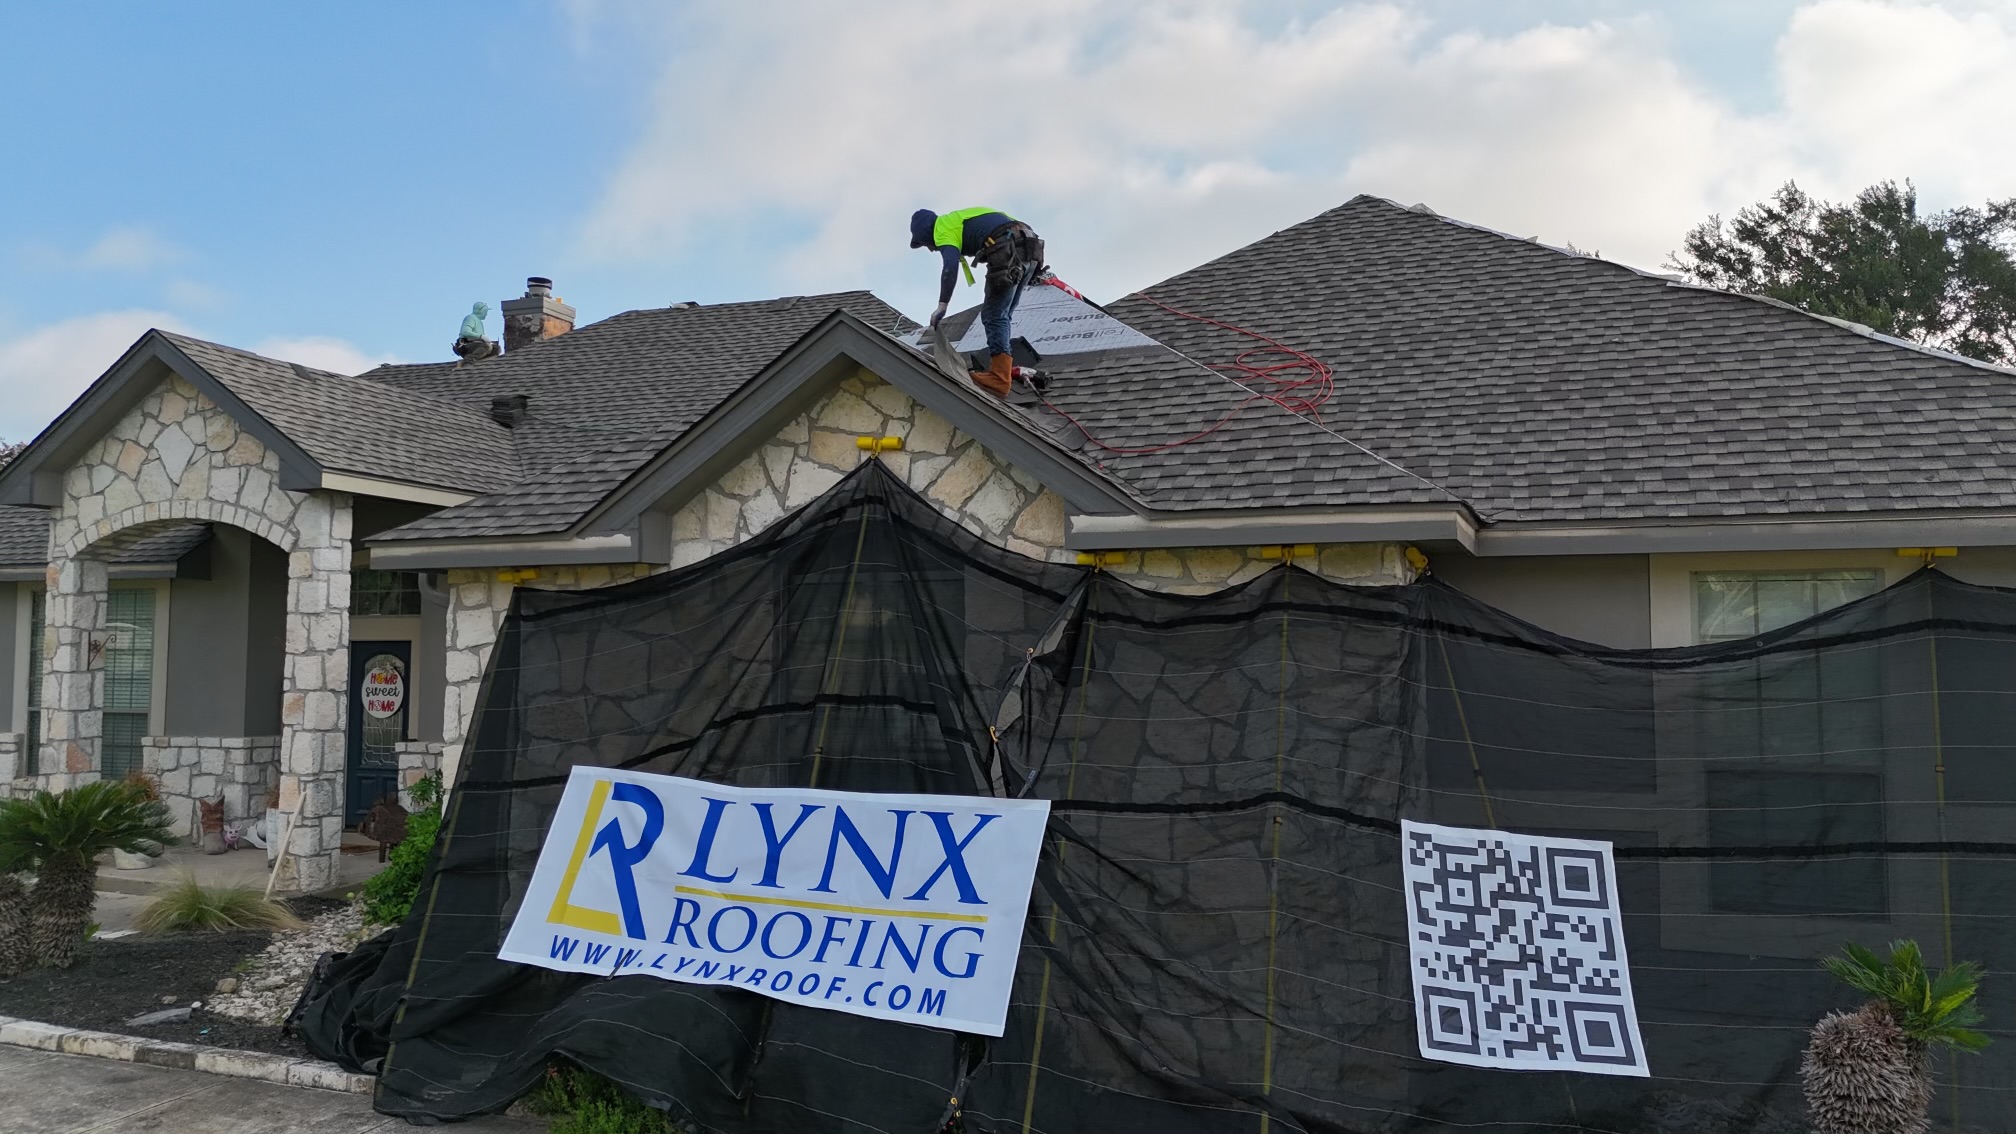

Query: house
[4,194,2016,891]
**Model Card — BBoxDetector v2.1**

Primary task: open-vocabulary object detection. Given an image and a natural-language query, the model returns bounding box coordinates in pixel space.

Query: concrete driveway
[0,1045,542,1134]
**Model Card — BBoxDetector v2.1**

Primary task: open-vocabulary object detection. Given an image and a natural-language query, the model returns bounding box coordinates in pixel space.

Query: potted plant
[0,780,174,968]
[1803,939,1988,1134]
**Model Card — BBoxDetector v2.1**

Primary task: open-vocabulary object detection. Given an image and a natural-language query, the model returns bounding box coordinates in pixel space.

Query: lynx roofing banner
[499,768,1052,1037]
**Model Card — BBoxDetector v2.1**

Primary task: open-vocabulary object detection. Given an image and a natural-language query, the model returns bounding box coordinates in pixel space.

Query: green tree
[1670,180,2016,366]
[1802,939,1987,1134]
[0,781,174,968]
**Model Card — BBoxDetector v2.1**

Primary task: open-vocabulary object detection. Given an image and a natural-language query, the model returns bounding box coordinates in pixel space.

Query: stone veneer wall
[43,373,353,891]
[0,733,23,798]
[395,740,445,808]
[434,370,1410,786]
[144,735,281,838]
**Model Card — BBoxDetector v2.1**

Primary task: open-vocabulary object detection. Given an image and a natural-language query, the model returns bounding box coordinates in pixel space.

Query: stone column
[439,569,511,791]
[276,492,351,892]
[38,557,108,792]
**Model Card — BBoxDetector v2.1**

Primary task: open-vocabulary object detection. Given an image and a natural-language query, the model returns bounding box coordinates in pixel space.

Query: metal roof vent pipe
[501,276,576,353]
[670,301,698,309]
[490,394,530,428]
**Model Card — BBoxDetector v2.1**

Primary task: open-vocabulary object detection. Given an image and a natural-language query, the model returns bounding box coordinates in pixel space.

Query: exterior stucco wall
[433,369,1410,785]
[164,527,293,736]
[1429,553,1655,650]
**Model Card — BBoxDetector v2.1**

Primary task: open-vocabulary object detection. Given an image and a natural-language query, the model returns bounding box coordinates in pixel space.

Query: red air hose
[1034,292,1336,456]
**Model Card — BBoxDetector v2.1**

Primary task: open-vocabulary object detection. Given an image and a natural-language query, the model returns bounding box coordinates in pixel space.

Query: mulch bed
[0,896,345,1059]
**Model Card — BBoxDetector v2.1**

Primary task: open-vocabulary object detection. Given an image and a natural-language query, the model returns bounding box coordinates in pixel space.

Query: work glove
[930,302,947,330]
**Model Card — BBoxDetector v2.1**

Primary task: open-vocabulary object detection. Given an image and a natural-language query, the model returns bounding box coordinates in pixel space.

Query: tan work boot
[969,353,1013,398]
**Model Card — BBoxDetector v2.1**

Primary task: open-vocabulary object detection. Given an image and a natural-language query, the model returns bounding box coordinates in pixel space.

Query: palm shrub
[0,840,31,978]
[1803,939,1988,1134]
[0,780,174,968]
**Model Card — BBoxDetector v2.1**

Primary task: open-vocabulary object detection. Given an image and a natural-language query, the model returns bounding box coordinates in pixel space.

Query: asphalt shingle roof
[1101,195,2016,522]
[369,440,663,542]
[0,507,209,569]
[368,293,908,541]
[163,334,521,495]
[0,507,48,568]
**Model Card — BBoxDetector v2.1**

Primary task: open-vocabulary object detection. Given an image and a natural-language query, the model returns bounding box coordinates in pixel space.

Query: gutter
[1067,507,1477,551]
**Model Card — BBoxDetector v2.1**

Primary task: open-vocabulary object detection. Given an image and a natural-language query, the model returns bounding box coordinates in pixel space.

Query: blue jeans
[980,260,1036,358]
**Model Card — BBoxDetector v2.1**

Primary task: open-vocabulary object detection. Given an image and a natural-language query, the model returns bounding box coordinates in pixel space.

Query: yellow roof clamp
[1074,551,1128,568]
[1258,544,1317,564]
[1897,547,1958,565]
[496,567,542,584]
[856,436,903,459]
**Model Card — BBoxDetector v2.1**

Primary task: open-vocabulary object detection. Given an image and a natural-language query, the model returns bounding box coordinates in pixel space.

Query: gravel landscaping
[207,899,366,1025]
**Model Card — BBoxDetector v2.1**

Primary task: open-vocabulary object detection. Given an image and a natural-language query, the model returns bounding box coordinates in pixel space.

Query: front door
[346,641,411,825]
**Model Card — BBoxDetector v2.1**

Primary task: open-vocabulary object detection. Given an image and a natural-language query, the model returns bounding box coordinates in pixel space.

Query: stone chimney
[501,277,576,353]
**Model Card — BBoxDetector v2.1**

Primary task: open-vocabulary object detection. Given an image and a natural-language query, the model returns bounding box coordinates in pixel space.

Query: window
[351,569,423,617]
[101,588,156,778]
[23,589,43,777]
[1693,569,1884,642]
[1690,569,1890,917]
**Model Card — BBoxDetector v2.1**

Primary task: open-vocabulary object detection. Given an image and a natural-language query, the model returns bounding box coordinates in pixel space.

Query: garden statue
[358,794,408,862]
[452,301,499,363]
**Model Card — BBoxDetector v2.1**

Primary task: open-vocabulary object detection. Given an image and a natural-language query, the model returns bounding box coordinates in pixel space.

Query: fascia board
[1474,512,2016,556]
[368,532,651,570]
[318,473,475,507]
[1067,507,1477,551]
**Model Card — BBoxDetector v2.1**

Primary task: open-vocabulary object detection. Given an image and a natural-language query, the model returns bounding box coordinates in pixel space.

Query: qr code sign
[1400,820,1648,1077]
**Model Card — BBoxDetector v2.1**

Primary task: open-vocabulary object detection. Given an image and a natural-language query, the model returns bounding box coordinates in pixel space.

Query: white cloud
[0,310,188,441]
[164,278,229,310]
[0,315,400,443]
[23,226,185,273]
[248,336,401,377]
[574,0,2016,318]
[1774,0,2016,205]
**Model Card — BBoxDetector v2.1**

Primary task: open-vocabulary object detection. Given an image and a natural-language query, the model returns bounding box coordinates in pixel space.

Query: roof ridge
[1344,195,2016,380]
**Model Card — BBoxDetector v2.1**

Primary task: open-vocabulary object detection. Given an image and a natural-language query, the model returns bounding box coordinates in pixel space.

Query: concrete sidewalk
[96,839,389,899]
[0,1044,543,1133]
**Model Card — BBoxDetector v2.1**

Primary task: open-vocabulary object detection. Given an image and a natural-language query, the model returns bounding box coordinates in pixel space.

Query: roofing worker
[911,207,1045,398]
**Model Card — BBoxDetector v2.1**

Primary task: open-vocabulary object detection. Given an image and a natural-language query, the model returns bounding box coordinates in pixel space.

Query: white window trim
[1648,549,1919,647]
[11,586,32,737]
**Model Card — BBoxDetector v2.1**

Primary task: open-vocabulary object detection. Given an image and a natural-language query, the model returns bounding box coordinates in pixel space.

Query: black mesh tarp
[302,461,2016,1132]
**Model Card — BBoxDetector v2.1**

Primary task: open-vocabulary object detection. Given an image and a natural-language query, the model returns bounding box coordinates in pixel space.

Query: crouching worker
[910,207,1045,398]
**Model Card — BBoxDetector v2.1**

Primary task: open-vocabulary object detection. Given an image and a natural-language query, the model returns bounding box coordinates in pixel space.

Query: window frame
[1647,550,1917,647]
[11,580,170,773]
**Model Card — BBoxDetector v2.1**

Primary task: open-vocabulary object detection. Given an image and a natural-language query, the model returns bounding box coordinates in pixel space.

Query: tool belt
[975,222,1044,280]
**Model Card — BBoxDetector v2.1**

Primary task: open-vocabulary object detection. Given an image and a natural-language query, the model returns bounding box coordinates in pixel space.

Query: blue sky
[4,0,2012,439]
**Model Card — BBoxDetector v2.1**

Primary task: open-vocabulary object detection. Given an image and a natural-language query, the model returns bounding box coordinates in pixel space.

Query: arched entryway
[41,493,355,892]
